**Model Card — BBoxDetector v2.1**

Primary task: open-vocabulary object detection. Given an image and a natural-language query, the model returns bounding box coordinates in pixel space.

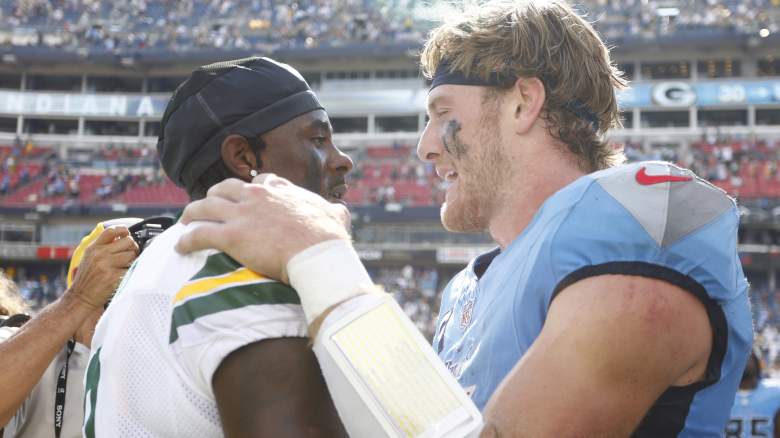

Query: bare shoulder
[480,273,714,436]
[549,274,712,385]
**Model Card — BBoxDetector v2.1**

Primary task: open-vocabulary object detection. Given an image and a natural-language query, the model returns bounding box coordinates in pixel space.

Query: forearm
[289,241,482,438]
[0,291,96,426]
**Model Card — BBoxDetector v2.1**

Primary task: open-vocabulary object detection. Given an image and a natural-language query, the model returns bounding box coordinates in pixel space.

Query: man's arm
[213,338,347,438]
[176,176,488,438]
[175,175,716,436]
[479,274,712,437]
[0,227,138,427]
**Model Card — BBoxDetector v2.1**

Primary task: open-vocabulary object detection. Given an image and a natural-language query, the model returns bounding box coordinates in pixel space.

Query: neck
[488,150,586,249]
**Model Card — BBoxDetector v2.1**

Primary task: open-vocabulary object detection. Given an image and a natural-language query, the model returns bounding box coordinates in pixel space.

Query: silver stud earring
[249,169,259,178]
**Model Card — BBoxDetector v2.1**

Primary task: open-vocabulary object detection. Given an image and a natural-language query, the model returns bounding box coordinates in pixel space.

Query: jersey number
[726,418,771,438]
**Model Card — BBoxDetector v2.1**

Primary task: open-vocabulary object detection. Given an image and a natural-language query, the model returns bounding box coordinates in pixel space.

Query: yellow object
[67,218,143,288]
[173,267,268,304]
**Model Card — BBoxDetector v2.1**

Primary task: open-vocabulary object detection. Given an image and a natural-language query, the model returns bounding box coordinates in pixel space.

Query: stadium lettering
[136,96,154,117]
[718,85,746,103]
[3,92,23,113]
[652,82,696,107]
[108,95,128,116]
[63,94,72,113]
[83,95,99,115]
[34,94,52,113]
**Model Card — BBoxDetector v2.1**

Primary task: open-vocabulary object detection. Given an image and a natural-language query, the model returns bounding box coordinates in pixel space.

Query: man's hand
[176,174,351,283]
[68,226,139,309]
[0,225,139,427]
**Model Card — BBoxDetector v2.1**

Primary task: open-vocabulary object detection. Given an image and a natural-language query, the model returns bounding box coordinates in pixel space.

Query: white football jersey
[84,223,307,437]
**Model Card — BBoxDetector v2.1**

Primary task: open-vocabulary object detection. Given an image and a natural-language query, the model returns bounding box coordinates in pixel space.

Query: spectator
[0,271,27,319]
[0,0,426,52]
[0,225,139,438]
[68,175,80,198]
[18,167,29,185]
[0,175,9,195]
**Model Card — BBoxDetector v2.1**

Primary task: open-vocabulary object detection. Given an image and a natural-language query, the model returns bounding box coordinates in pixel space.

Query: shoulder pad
[592,161,734,247]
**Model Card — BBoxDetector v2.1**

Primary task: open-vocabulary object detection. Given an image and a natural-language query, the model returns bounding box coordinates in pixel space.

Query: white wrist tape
[312,293,483,438]
[287,239,374,324]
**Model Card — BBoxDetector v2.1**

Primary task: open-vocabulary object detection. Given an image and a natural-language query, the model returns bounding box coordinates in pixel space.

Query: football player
[727,349,780,438]
[176,1,752,436]
[84,57,352,437]
[1,219,139,438]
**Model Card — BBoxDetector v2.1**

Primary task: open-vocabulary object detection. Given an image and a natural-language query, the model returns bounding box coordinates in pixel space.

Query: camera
[128,216,175,253]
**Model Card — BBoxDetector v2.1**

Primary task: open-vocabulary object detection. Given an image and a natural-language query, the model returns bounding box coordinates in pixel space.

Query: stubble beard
[440,122,508,233]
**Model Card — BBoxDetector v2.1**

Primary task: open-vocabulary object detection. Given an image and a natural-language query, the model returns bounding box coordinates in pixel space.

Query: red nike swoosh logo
[635,167,693,185]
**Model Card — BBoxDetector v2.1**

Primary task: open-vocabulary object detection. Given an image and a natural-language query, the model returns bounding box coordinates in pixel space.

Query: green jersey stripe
[190,252,242,282]
[83,347,102,438]
[169,282,301,343]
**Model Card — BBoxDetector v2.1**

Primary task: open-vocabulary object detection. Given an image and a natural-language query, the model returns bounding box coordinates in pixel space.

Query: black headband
[430,60,511,90]
[430,59,600,132]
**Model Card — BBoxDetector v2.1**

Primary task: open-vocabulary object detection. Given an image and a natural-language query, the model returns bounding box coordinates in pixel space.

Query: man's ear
[220,135,260,182]
[510,77,546,135]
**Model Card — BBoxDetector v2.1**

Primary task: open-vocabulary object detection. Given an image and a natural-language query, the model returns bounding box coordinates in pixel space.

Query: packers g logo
[652,82,696,107]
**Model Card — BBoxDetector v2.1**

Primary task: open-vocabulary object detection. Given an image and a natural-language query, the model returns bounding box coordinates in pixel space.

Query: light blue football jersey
[433,161,753,437]
[726,379,780,438]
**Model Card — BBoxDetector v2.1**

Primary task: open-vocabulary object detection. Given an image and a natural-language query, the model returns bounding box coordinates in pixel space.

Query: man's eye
[313,137,327,146]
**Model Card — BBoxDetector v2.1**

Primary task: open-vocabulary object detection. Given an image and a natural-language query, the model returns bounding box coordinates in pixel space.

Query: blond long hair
[420,0,627,172]
[0,271,28,317]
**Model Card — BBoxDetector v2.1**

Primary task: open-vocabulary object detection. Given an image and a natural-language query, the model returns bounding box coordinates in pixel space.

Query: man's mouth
[328,184,348,204]
[436,167,459,185]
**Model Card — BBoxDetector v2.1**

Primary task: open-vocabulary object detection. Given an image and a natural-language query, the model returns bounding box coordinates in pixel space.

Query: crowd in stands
[583,0,780,41]
[1,0,778,54]
[5,137,780,210]
[346,138,780,209]
[687,139,780,199]
[0,141,184,207]
[0,0,422,52]
[0,268,66,310]
[371,265,441,340]
[89,143,157,165]
[4,138,780,355]
[0,138,49,187]
[345,142,444,207]
[17,273,65,308]
[621,137,780,202]
[750,286,780,374]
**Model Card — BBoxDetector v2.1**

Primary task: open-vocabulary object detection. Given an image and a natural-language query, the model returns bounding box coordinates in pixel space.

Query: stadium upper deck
[0,1,779,206]
[0,37,779,149]
[0,0,778,51]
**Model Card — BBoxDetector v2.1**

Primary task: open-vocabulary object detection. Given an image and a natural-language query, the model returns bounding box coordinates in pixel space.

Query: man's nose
[417,122,442,162]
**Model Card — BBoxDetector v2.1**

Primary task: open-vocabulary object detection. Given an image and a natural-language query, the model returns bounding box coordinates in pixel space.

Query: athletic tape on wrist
[287,239,374,324]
